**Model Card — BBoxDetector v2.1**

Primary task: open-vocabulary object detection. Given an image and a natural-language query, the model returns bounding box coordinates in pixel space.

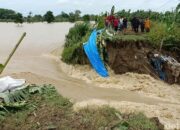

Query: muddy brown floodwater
[0,23,179,129]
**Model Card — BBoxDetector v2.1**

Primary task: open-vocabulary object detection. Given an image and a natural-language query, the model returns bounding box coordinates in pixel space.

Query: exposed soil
[106,39,180,84]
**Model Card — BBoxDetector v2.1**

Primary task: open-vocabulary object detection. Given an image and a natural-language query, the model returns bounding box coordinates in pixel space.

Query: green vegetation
[116,3,180,24]
[105,33,148,42]
[0,3,179,24]
[14,13,24,24]
[61,14,179,65]
[0,85,163,130]
[0,64,4,72]
[148,22,180,51]
[0,8,17,22]
[27,12,32,23]
[31,15,43,22]
[0,8,98,23]
[96,15,105,29]
[62,23,91,64]
[43,11,55,23]
[82,14,91,22]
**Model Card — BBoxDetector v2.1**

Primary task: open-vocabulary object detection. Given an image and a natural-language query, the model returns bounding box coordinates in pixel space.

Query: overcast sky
[0,0,179,16]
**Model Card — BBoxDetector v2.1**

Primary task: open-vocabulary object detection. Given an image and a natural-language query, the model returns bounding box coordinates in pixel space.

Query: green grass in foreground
[0,85,163,130]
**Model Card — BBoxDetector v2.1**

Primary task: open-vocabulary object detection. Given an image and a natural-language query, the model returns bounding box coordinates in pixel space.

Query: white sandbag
[0,76,25,93]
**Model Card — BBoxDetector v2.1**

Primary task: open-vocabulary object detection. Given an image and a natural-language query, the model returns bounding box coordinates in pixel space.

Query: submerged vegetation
[0,85,163,130]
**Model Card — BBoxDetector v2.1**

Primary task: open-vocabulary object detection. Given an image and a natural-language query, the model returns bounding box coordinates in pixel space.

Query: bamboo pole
[0,32,26,74]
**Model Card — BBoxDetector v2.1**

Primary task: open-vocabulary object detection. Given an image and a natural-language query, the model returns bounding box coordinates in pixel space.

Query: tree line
[0,3,179,24]
[0,8,98,23]
[115,4,179,25]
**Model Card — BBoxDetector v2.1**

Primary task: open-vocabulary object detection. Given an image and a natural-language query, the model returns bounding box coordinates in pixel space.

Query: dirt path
[0,23,180,129]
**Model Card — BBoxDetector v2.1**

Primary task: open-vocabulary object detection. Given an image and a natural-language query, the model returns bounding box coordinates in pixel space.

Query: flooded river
[0,23,179,129]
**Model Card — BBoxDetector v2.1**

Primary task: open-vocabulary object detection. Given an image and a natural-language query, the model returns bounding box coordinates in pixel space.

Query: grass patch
[104,33,148,43]
[0,85,163,130]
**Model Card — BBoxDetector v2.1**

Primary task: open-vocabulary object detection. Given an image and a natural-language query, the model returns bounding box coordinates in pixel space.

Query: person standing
[134,17,140,33]
[119,16,124,31]
[123,17,128,33]
[140,19,145,32]
[145,17,151,32]
[113,17,119,32]
[130,17,135,32]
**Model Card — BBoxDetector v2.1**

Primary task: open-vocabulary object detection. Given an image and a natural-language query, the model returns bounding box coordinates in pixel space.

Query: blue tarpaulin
[83,30,109,77]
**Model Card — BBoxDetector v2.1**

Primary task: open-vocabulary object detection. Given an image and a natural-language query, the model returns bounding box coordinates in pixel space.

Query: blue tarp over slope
[83,30,109,77]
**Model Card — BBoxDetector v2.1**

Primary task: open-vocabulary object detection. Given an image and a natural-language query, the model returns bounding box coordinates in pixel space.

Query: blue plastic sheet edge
[83,29,109,77]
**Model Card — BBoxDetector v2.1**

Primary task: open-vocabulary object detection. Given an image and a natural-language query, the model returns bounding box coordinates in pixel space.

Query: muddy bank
[106,39,180,84]
[106,40,153,74]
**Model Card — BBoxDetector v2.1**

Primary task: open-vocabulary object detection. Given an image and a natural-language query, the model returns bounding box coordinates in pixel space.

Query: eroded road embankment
[0,23,180,129]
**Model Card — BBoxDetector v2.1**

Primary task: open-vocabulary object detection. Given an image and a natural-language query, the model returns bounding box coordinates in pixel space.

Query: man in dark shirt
[123,17,128,33]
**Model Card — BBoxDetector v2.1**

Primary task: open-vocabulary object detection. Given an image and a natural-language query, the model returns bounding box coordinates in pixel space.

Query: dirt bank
[106,39,180,84]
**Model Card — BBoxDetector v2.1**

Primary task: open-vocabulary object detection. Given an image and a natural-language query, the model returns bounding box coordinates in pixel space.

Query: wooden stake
[0,32,26,74]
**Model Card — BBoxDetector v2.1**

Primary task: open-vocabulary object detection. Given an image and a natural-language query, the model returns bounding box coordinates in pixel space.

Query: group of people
[105,15,151,33]
[105,16,128,32]
[131,17,151,33]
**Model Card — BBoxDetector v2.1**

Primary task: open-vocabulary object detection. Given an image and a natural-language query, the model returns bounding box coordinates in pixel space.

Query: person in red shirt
[107,15,115,28]
[113,17,119,32]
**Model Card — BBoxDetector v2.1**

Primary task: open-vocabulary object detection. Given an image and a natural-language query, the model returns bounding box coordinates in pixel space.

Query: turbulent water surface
[0,23,179,129]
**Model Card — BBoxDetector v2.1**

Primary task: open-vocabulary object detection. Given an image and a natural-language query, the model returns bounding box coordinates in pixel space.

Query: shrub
[126,113,159,130]
[62,43,88,64]
[96,16,105,30]
[62,23,91,64]
[64,23,90,47]
[148,22,167,47]
[148,21,180,51]
[163,24,180,51]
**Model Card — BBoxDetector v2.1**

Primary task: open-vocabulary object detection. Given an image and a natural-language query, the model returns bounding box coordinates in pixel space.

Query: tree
[175,3,180,24]
[176,3,180,12]
[43,11,55,23]
[55,11,69,22]
[32,15,43,22]
[75,10,81,21]
[14,13,24,25]
[0,8,17,22]
[82,14,90,22]
[111,5,115,15]
[27,11,32,23]
[69,12,76,22]
[61,11,69,19]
